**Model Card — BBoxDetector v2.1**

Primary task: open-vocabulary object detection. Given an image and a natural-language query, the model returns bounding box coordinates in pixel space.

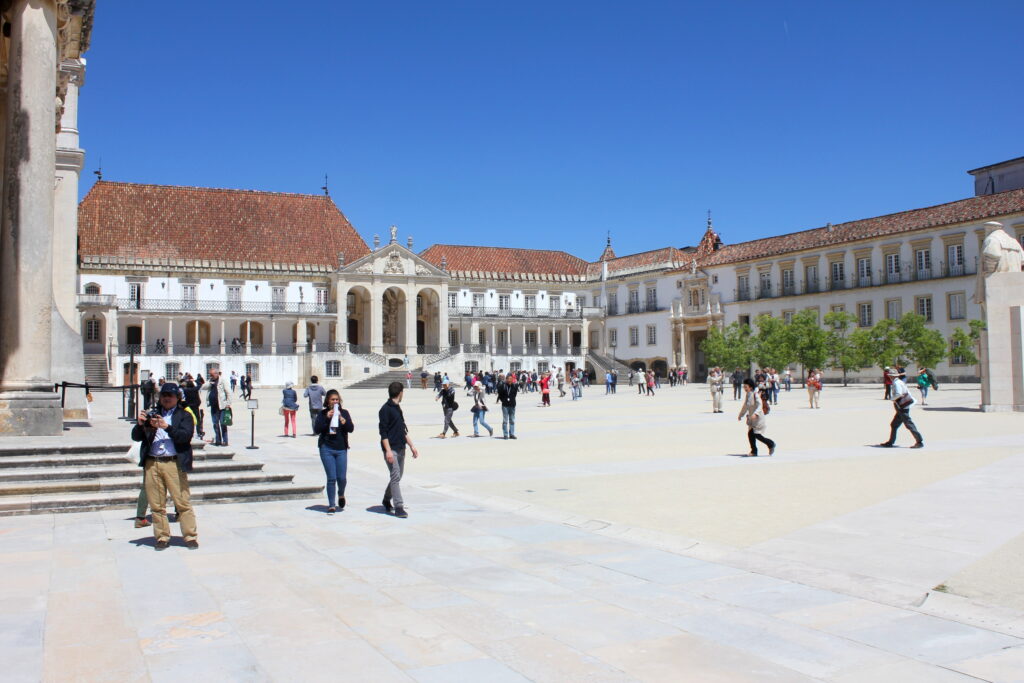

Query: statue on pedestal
[975,221,1024,312]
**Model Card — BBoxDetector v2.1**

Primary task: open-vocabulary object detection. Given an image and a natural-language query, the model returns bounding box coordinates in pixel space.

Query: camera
[146,407,163,421]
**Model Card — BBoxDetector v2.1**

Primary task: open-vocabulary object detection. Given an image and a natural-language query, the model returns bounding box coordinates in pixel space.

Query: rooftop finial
[606,230,611,247]
[441,255,448,271]
[93,159,102,181]
[321,173,329,196]
[373,234,380,250]
[707,210,713,230]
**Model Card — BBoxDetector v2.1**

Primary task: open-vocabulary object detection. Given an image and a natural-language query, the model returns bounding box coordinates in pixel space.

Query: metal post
[246,403,258,449]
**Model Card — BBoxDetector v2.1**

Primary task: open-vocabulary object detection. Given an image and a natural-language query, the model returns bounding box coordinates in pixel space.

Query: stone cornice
[79,254,335,280]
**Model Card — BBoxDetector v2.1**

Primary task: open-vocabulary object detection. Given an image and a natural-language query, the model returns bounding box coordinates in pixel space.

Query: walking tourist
[807,369,822,409]
[878,369,924,448]
[131,383,198,550]
[540,371,552,406]
[883,367,893,399]
[281,381,299,437]
[556,368,566,397]
[303,375,326,432]
[784,368,792,392]
[916,367,936,405]
[731,367,744,400]
[182,378,203,439]
[738,378,775,457]
[435,380,460,438]
[206,368,230,446]
[708,366,725,412]
[379,381,420,518]
[645,369,655,396]
[230,370,238,394]
[497,371,519,439]
[570,368,581,400]
[768,368,780,405]
[471,383,494,437]
[314,389,353,514]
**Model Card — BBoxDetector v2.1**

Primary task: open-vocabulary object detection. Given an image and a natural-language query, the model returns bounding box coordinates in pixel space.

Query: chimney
[337,252,345,267]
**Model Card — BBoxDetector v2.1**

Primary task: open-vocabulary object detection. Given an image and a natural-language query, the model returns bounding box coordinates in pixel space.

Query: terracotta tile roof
[696,188,1024,268]
[419,244,590,282]
[78,181,370,268]
[585,247,690,279]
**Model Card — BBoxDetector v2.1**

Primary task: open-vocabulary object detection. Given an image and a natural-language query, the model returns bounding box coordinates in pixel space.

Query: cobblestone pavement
[2,381,1023,681]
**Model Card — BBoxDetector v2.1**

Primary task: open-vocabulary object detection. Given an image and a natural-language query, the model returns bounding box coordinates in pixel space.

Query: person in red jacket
[539,371,552,406]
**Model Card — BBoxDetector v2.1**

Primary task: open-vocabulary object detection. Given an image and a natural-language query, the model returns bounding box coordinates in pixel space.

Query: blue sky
[79,1,1023,259]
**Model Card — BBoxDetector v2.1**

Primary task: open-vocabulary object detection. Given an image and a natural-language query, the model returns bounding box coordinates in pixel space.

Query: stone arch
[415,286,442,350]
[381,286,408,353]
[343,285,372,347]
[651,359,668,377]
[185,320,211,346]
[240,321,264,346]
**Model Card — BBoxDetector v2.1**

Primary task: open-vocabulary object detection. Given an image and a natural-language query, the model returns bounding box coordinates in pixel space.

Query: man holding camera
[132,382,198,550]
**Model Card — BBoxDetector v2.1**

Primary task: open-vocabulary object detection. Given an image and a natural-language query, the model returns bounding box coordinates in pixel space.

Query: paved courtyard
[2,379,1024,681]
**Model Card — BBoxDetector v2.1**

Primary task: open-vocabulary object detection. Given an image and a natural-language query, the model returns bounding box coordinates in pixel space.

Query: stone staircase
[0,441,322,516]
[344,369,412,390]
[587,350,632,377]
[83,354,110,386]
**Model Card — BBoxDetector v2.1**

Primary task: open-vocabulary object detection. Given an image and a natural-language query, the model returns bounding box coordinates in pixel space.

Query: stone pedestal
[979,272,1024,412]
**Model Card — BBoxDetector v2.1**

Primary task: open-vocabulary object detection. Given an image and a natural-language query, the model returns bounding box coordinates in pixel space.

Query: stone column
[469,321,479,351]
[438,285,449,351]
[193,320,199,354]
[369,287,383,353]
[141,319,147,353]
[405,287,418,356]
[51,57,86,418]
[270,319,277,355]
[581,320,590,355]
[296,317,307,354]
[219,320,226,353]
[0,0,63,434]
[336,285,347,349]
[167,319,174,353]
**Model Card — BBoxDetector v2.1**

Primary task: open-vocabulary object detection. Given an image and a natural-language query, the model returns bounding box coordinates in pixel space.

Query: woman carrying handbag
[470,383,494,437]
[738,378,776,457]
[281,381,299,437]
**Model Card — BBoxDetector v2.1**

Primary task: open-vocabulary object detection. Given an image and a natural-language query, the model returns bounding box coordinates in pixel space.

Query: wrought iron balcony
[77,294,116,307]
[447,306,596,319]
[116,298,336,315]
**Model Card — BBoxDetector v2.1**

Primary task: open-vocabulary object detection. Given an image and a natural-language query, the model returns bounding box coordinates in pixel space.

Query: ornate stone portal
[976,222,1024,412]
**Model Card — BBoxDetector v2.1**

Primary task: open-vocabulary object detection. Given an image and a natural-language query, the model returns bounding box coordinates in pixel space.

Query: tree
[824,310,867,386]
[862,318,903,370]
[948,319,984,369]
[700,321,754,372]
[789,310,829,384]
[897,313,947,369]
[753,314,794,370]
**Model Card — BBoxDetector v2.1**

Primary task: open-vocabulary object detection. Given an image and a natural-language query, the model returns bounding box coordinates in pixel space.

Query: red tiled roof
[697,188,1024,268]
[419,244,589,281]
[78,181,370,268]
[585,247,689,279]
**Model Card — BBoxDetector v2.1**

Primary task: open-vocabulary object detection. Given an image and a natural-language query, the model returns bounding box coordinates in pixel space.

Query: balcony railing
[736,287,750,302]
[116,298,336,314]
[77,294,116,307]
[612,302,665,316]
[448,306,596,319]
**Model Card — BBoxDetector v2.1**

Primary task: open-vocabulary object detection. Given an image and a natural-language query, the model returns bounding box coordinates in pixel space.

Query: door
[347,319,358,345]
[416,320,425,346]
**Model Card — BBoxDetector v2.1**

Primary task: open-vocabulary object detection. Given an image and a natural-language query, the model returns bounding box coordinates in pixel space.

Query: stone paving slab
[2,384,1024,681]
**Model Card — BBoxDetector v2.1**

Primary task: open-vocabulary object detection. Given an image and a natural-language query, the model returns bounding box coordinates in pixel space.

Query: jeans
[309,408,320,432]
[747,429,775,455]
[919,385,929,402]
[784,379,791,391]
[771,386,779,404]
[886,408,923,445]
[211,409,228,445]
[501,405,516,437]
[733,384,742,400]
[318,446,348,507]
[442,407,458,435]
[473,409,493,435]
[382,447,406,508]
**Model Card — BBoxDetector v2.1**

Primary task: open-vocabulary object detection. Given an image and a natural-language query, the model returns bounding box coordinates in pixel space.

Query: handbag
[222,407,233,426]
[278,405,284,416]
[894,393,914,409]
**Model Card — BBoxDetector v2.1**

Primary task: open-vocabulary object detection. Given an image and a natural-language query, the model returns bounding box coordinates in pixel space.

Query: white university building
[76,157,1024,388]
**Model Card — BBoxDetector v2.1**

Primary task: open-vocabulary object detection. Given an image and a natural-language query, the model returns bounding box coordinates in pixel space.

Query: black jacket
[496,381,518,407]
[313,407,354,449]
[131,406,195,472]
[378,400,407,452]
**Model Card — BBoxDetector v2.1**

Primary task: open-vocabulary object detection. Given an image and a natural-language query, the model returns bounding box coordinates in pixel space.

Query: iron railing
[115,298,336,314]
[448,306,592,319]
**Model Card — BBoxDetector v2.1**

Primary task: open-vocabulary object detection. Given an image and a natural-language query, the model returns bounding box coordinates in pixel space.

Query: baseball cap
[159,383,179,395]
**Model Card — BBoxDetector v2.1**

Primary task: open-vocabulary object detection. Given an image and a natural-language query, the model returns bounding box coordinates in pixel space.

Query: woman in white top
[738,378,775,456]
[806,369,822,409]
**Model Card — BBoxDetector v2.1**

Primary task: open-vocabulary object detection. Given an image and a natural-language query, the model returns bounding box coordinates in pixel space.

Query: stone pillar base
[979,273,1024,412]
[0,391,63,436]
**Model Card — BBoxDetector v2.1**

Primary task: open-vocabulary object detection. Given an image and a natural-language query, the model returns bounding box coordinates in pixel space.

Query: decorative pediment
[339,244,448,279]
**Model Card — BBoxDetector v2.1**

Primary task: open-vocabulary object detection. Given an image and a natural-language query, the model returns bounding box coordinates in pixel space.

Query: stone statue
[389,224,398,244]
[691,259,697,275]
[975,221,1024,306]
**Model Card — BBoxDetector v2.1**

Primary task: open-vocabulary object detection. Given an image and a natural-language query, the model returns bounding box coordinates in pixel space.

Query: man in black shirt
[378,381,420,518]
[496,372,519,440]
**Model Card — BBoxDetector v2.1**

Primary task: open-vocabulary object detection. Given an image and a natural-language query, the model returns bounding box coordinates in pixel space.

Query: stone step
[0,471,295,496]
[0,450,236,469]
[0,459,262,483]
[0,482,324,516]
[0,443,133,458]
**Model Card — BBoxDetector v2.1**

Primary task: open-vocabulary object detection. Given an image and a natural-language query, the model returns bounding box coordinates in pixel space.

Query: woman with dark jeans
[738,378,775,457]
[313,389,353,514]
